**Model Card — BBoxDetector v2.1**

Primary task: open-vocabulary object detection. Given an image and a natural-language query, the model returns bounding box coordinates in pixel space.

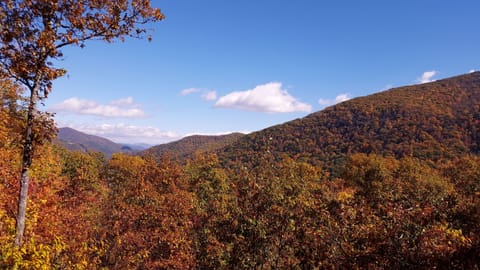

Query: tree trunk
[14,86,37,247]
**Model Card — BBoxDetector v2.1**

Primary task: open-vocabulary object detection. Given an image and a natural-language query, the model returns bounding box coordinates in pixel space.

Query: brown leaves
[101,154,195,269]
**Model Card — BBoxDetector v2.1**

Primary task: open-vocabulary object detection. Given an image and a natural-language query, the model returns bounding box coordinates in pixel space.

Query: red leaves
[101,154,195,269]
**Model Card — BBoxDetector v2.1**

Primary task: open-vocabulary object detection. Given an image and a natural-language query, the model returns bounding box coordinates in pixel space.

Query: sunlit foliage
[1,69,479,267]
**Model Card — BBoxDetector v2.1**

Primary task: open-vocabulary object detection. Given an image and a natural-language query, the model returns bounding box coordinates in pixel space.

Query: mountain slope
[219,72,480,168]
[56,127,127,157]
[142,133,245,161]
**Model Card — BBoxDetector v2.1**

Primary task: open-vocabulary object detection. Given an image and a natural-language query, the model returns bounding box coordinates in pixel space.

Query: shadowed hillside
[220,72,480,168]
[142,133,245,162]
[56,127,127,157]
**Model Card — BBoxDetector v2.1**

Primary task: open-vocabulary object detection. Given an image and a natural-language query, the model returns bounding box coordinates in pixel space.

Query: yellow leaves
[419,222,472,259]
[0,237,67,270]
[30,144,62,183]
[0,206,16,237]
[337,187,355,202]
[109,153,146,171]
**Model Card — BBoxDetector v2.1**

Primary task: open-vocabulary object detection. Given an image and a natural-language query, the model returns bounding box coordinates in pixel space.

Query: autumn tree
[186,154,237,268]
[332,153,472,268]
[54,148,107,265]
[101,154,195,269]
[227,155,326,269]
[441,156,480,266]
[0,0,164,246]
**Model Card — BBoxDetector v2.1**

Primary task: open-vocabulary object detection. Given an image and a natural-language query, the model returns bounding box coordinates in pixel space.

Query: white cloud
[181,88,217,101]
[416,70,437,84]
[469,69,476,73]
[51,97,146,118]
[63,123,180,145]
[183,130,250,137]
[381,84,394,91]
[214,82,312,113]
[110,97,134,106]
[202,91,217,101]
[318,93,352,107]
[180,88,201,96]
[61,123,249,145]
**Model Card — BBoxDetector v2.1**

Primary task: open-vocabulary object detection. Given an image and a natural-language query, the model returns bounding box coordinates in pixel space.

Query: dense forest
[142,133,245,163]
[0,73,479,269]
[220,72,480,170]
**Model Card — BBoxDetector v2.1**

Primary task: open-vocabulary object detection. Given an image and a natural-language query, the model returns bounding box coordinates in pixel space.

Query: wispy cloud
[318,93,352,107]
[51,97,146,118]
[61,123,248,145]
[63,123,180,145]
[110,96,135,106]
[183,130,250,137]
[416,70,437,84]
[381,84,394,91]
[202,91,217,101]
[469,69,476,73]
[180,88,201,96]
[215,82,312,113]
[181,88,218,101]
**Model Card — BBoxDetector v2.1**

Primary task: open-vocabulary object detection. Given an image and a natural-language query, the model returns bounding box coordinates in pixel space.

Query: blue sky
[45,0,480,145]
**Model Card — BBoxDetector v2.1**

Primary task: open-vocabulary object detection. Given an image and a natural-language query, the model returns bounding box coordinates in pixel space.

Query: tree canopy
[0,0,164,247]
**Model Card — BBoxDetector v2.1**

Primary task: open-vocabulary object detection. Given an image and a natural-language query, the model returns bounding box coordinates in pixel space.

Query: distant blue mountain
[56,127,138,157]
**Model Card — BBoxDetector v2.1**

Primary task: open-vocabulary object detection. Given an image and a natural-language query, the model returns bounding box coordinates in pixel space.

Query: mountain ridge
[141,133,245,162]
[218,72,480,168]
[56,127,129,157]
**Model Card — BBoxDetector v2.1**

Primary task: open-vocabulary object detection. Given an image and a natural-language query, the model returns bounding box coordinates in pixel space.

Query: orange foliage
[100,154,195,269]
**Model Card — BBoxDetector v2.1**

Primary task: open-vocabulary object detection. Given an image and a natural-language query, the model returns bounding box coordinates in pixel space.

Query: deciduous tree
[101,154,195,269]
[0,0,164,246]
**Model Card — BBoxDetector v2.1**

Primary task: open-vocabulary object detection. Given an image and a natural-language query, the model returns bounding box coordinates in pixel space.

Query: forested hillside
[220,72,480,169]
[0,74,479,269]
[56,127,130,157]
[142,133,244,162]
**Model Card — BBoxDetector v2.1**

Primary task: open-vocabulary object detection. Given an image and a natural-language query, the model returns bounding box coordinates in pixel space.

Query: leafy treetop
[0,0,164,97]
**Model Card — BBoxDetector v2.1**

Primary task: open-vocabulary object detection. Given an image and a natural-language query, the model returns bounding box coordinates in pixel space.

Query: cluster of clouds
[62,123,180,145]
[51,97,180,144]
[51,83,350,144]
[51,96,146,118]
[53,69,450,122]
[181,82,316,113]
[53,69,474,144]
[215,82,312,113]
